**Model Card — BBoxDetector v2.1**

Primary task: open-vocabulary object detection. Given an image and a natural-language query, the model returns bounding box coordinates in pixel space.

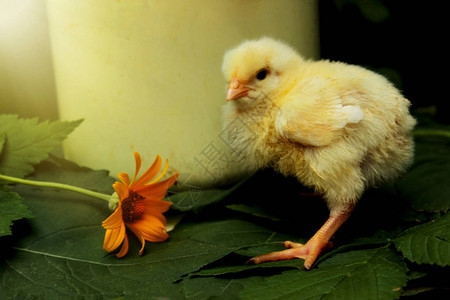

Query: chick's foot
[248,203,354,269]
[247,237,331,269]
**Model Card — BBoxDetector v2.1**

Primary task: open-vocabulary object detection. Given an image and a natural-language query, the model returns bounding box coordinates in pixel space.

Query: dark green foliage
[0,114,448,299]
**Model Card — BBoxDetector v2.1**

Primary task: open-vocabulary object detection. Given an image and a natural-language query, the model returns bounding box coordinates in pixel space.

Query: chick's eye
[256,69,268,80]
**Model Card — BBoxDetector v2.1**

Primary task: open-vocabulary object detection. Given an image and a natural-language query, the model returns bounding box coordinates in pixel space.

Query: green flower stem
[0,174,111,202]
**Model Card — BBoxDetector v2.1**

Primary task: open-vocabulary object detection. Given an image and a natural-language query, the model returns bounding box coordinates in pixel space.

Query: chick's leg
[249,203,355,269]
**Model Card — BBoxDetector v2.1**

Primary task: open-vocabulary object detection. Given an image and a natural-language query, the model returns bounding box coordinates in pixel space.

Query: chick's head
[222,37,303,107]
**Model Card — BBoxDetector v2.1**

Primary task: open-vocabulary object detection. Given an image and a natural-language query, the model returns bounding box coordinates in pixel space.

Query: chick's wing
[275,76,363,147]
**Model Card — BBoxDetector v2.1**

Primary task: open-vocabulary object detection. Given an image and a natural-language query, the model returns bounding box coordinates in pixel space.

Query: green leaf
[396,136,450,212]
[192,259,304,277]
[0,191,33,237]
[226,203,283,221]
[168,177,248,213]
[182,247,408,300]
[238,247,408,300]
[0,158,203,298]
[191,235,392,278]
[0,159,294,298]
[174,218,293,251]
[0,115,82,178]
[182,276,245,299]
[394,213,450,266]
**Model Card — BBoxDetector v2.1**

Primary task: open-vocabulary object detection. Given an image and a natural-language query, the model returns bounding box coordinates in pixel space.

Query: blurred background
[319,0,445,121]
[0,0,57,120]
[0,0,444,184]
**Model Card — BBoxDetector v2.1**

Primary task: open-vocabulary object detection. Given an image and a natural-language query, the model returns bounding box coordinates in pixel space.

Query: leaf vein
[12,246,231,267]
[4,258,38,285]
[65,260,106,296]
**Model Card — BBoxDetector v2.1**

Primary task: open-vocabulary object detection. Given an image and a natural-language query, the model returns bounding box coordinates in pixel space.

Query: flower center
[121,191,146,223]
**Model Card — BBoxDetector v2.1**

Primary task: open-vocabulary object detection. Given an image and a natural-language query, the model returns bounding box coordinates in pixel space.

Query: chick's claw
[248,239,332,270]
[283,241,304,248]
[248,247,308,265]
[283,240,334,250]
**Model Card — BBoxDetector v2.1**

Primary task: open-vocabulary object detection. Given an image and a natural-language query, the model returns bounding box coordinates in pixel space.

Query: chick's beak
[226,76,251,101]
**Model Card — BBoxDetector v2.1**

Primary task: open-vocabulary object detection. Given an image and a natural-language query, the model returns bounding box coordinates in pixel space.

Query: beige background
[0,0,58,120]
[1,0,319,187]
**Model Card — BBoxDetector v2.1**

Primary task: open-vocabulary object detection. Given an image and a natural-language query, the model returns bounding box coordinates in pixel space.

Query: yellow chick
[222,37,416,269]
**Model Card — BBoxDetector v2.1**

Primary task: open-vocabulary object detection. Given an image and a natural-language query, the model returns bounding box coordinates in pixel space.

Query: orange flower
[102,152,178,257]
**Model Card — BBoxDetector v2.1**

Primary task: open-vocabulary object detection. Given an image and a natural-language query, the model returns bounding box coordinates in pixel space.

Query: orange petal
[108,224,126,251]
[134,173,178,198]
[113,182,129,201]
[117,172,130,185]
[129,152,142,186]
[133,214,168,242]
[144,199,172,214]
[102,207,124,229]
[149,159,169,184]
[103,223,126,252]
[127,223,146,256]
[141,227,169,242]
[132,155,162,188]
[103,229,114,249]
[138,211,168,227]
[143,232,168,242]
[116,233,129,258]
[137,187,167,202]
[145,212,168,227]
